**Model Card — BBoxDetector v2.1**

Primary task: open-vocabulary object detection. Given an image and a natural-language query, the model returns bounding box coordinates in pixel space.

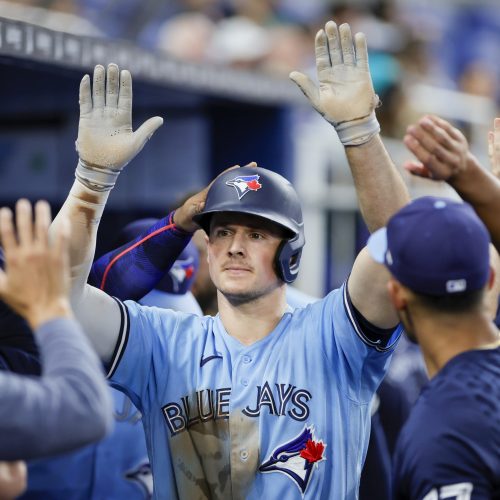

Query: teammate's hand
[174,162,257,232]
[487,117,500,179]
[403,115,471,181]
[76,64,163,190]
[0,461,27,500]
[0,199,72,329]
[290,21,379,146]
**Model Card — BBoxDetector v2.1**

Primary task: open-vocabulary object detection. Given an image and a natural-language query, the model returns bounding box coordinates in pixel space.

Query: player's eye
[215,228,231,237]
[249,232,264,240]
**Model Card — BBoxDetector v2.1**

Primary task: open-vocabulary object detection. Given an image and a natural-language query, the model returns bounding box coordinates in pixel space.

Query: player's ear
[387,279,407,310]
[487,265,496,291]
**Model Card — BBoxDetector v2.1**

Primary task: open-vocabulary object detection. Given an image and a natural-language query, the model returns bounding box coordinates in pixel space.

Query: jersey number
[423,483,473,500]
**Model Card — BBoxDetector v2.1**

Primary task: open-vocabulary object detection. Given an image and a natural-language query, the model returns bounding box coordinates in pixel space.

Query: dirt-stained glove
[75,64,163,191]
[290,21,379,146]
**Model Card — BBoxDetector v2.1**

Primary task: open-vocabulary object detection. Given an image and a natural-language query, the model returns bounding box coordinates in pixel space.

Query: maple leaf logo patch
[259,426,326,495]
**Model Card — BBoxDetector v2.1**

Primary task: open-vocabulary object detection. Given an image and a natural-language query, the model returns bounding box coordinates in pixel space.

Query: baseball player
[0,200,112,460]
[93,224,395,500]
[52,21,410,498]
[368,197,500,499]
[404,114,500,328]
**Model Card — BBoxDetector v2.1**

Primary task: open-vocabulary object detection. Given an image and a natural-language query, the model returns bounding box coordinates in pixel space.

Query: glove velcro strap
[75,160,121,192]
[335,112,380,146]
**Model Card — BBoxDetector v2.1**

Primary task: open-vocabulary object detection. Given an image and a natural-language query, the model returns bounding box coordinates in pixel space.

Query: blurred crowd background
[3,0,500,105]
[0,0,499,297]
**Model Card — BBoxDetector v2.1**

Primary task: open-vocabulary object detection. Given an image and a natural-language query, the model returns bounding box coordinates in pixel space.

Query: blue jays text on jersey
[163,382,312,436]
[108,284,402,499]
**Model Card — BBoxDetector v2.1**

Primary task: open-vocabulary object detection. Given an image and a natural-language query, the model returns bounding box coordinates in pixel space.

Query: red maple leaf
[299,439,325,463]
[185,266,194,279]
[246,180,262,191]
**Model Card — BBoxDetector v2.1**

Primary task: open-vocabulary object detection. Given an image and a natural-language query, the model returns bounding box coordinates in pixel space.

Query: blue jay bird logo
[259,426,326,495]
[226,174,262,199]
[169,256,195,293]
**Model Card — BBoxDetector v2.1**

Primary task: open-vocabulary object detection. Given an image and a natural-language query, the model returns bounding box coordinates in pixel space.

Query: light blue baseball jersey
[108,283,402,499]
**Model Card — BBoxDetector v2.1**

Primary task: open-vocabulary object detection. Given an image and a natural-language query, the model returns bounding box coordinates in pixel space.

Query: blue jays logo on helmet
[259,426,326,495]
[226,174,262,200]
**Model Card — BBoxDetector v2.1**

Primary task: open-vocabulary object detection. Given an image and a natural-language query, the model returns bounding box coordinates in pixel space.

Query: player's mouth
[223,265,252,274]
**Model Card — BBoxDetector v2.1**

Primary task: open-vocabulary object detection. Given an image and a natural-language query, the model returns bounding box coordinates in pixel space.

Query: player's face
[207,213,285,303]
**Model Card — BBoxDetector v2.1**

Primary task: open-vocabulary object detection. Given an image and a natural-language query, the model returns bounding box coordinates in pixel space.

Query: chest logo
[259,426,326,495]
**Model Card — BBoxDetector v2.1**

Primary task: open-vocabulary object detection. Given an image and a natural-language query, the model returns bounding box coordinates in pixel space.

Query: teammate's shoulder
[416,348,500,424]
[123,299,210,332]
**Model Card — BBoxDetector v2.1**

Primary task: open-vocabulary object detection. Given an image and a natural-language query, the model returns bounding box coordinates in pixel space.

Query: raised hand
[290,21,379,146]
[0,200,72,329]
[403,115,470,181]
[76,64,163,191]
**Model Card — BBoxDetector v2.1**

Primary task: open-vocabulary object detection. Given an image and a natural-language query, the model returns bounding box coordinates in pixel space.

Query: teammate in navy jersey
[0,200,112,460]
[368,196,500,500]
[52,21,411,499]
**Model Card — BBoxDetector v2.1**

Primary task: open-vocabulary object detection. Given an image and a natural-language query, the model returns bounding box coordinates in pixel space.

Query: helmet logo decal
[226,174,262,200]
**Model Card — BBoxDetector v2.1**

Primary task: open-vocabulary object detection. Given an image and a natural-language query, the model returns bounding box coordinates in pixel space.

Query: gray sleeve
[0,318,113,460]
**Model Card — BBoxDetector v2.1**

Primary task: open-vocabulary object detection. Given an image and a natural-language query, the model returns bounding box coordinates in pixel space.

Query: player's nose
[227,231,246,256]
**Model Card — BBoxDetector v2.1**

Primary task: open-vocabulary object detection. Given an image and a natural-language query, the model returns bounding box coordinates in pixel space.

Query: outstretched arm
[89,212,192,300]
[0,200,112,460]
[50,64,163,360]
[404,114,500,252]
[291,21,409,328]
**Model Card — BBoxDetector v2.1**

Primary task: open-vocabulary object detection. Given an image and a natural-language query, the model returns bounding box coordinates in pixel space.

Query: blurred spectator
[156,13,215,62]
[260,24,312,77]
[0,0,101,36]
[207,16,271,69]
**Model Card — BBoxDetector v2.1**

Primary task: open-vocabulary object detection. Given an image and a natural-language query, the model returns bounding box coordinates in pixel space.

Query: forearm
[89,212,192,300]
[51,179,110,301]
[0,318,113,460]
[449,155,500,251]
[345,135,410,232]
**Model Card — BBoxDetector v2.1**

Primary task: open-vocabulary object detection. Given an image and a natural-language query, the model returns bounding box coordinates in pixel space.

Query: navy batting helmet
[192,166,305,283]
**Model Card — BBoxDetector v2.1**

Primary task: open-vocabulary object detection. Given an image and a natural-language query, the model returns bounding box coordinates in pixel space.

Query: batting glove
[290,21,380,146]
[75,64,163,191]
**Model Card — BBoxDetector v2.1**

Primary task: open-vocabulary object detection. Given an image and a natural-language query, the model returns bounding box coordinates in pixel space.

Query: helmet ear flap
[275,232,305,283]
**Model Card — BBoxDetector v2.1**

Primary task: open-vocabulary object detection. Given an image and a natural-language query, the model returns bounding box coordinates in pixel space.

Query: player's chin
[219,285,261,305]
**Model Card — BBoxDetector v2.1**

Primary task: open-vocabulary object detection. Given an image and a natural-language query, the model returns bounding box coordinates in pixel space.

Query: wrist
[172,209,196,234]
[26,299,73,331]
[75,159,121,192]
[333,111,380,146]
[448,152,479,189]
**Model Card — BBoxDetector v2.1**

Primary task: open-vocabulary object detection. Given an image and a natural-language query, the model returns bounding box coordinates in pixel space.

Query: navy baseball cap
[367,197,491,296]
